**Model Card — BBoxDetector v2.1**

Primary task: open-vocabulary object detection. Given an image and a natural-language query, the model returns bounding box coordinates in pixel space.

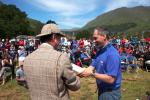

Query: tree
[0,4,29,38]
[75,30,92,39]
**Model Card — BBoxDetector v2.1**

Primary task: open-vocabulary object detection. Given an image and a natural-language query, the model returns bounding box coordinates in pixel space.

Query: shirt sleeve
[91,58,97,69]
[16,69,20,77]
[60,53,80,91]
[106,54,120,77]
[2,60,4,66]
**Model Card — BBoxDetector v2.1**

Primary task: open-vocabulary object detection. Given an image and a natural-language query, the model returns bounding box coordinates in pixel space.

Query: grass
[121,70,150,100]
[0,80,30,100]
[0,70,150,100]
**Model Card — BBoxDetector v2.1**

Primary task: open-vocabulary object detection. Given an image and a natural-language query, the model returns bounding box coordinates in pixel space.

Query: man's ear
[99,34,106,38]
[103,34,107,40]
[54,38,57,43]
[51,38,55,43]
[99,34,106,41]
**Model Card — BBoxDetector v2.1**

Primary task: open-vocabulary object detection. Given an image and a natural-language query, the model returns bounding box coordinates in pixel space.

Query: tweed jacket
[24,43,80,100]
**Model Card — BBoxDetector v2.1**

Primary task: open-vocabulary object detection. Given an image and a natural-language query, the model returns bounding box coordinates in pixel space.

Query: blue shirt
[127,55,136,62]
[16,68,25,78]
[91,43,122,92]
[80,52,88,59]
[18,50,26,57]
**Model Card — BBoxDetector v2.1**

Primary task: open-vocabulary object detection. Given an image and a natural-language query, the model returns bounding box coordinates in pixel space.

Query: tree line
[0,3,43,39]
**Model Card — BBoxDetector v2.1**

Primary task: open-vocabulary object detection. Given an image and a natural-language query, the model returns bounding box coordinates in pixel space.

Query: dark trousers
[98,89,121,100]
[17,80,28,89]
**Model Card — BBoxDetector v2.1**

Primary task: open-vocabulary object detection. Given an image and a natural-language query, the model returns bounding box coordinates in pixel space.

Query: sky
[1,0,150,29]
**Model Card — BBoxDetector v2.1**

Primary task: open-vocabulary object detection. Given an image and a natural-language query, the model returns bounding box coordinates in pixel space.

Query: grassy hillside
[83,6,150,33]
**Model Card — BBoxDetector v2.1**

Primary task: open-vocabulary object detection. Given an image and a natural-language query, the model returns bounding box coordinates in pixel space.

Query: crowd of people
[59,36,150,72]
[0,38,39,85]
[0,31,149,84]
[0,23,150,100]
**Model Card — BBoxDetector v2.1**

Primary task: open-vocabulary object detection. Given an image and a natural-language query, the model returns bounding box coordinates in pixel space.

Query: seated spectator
[0,54,12,80]
[64,48,71,59]
[73,48,81,63]
[127,52,137,72]
[75,58,82,67]
[16,65,28,88]
[9,45,17,78]
[4,38,11,50]
[143,47,150,71]
[118,46,123,54]
[91,46,97,59]
[79,39,84,49]
[120,54,128,71]
[0,49,2,70]
[28,40,35,53]
[9,44,17,61]
[70,46,78,63]
[80,48,91,66]
[18,39,24,46]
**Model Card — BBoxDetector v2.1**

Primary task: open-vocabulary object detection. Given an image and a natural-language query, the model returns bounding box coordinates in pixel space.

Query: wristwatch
[91,72,96,77]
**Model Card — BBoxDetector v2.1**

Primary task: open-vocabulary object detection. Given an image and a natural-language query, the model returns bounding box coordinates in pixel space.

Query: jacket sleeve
[59,53,80,91]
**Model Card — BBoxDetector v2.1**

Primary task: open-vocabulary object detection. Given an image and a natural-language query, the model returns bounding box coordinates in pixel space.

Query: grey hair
[94,27,110,39]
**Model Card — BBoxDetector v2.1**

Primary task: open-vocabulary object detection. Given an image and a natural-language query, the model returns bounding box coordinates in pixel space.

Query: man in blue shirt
[79,27,122,100]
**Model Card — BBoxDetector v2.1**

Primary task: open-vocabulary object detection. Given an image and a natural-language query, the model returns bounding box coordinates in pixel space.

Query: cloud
[27,0,99,16]
[26,0,100,28]
[26,0,150,28]
[58,17,93,28]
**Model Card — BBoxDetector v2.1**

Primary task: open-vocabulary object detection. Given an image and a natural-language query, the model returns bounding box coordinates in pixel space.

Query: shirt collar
[97,42,111,54]
[97,42,110,51]
[40,43,54,49]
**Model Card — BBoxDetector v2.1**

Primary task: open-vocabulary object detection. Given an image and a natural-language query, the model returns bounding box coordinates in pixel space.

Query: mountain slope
[83,6,150,33]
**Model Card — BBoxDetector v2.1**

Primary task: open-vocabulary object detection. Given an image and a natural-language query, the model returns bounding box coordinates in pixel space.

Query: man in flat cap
[24,23,80,100]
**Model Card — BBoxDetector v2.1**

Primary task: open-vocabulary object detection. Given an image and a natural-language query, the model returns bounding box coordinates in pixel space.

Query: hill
[0,1,3,5]
[82,6,150,33]
[27,18,44,35]
[0,2,44,38]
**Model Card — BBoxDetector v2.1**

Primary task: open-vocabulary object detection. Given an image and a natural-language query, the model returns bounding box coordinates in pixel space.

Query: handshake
[71,63,95,78]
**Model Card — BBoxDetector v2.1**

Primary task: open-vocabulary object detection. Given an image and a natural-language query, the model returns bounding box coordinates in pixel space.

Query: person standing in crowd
[0,39,3,69]
[9,44,17,78]
[24,23,80,100]
[4,38,11,50]
[79,27,122,100]
[18,46,27,66]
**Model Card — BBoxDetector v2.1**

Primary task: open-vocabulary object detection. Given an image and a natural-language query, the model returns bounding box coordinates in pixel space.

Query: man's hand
[78,66,94,77]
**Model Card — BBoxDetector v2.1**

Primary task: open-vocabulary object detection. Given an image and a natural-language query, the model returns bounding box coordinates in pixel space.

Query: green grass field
[0,70,150,100]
